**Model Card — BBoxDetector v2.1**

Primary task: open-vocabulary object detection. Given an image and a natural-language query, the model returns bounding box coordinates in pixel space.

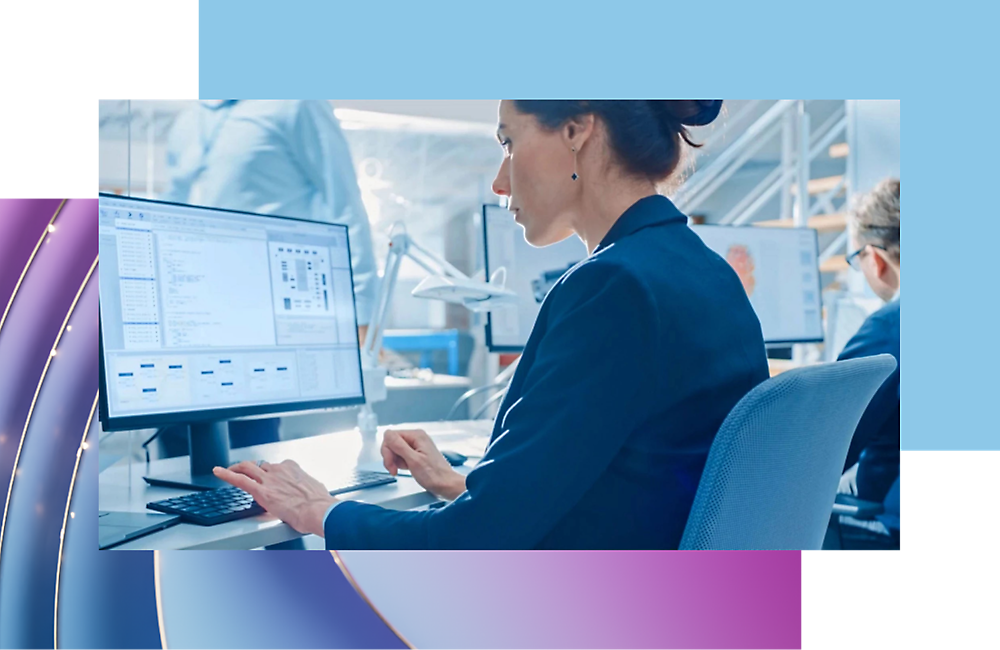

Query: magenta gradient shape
[338,550,801,649]
[0,199,64,309]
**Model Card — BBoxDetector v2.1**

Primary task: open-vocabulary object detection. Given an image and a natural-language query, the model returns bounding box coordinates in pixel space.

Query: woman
[215,100,769,549]
[838,178,901,505]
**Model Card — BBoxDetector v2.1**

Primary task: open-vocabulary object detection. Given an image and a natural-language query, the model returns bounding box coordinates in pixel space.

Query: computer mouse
[441,450,468,466]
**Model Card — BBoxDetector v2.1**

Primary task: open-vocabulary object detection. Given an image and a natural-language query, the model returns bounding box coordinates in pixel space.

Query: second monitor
[481,203,823,349]
[692,224,823,344]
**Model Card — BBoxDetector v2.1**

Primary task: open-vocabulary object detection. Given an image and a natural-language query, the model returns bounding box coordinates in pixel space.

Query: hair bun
[658,99,723,126]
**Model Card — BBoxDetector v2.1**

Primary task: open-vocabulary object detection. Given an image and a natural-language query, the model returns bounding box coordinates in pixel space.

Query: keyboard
[146,470,398,526]
[146,485,264,525]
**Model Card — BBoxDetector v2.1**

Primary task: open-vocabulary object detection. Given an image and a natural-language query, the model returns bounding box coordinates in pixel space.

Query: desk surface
[100,420,493,550]
[767,359,817,377]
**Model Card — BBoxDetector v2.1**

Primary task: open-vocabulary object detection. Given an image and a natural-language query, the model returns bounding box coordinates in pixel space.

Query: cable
[471,387,507,420]
[141,427,166,465]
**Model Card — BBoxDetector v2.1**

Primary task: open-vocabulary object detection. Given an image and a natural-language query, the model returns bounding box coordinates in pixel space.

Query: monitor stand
[143,421,232,491]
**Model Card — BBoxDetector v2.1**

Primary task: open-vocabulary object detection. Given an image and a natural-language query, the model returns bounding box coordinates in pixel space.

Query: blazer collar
[595,195,687,253]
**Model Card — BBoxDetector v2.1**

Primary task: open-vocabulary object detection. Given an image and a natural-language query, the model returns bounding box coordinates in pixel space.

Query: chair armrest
[832,494,884,519]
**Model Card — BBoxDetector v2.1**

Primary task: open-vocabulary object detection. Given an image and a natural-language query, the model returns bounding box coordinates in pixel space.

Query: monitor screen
[691,224,823,344]
[98,195,365,430]
[482,204,588,352]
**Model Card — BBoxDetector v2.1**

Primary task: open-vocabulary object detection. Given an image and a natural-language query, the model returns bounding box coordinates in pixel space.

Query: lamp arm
[406,236,470,280]
[361,221,506,370]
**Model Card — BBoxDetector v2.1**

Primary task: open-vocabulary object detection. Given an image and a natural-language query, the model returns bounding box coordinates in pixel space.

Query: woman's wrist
[440,471,466,501]
[305,495,339,537]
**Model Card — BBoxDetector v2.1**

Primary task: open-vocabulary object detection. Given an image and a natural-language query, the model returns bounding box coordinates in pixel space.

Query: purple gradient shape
[0,279,98,648]
[0,199,98,527]
[0,199,65,312]
[157,551,408,649]
[0,199,162,649]
[339,550,801,649]
[0,199,101,647]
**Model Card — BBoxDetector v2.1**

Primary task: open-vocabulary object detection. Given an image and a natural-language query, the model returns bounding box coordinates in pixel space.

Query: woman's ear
[563,113,595,151]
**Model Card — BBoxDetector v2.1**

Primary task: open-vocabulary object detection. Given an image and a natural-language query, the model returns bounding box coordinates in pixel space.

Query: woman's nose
[492,158,510,197]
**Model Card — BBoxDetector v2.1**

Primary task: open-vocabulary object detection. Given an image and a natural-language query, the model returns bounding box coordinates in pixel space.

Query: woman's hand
[381,429,466,500]
[213,460,338,537]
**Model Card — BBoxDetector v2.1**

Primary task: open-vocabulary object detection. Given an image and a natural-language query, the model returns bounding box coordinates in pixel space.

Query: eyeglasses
[845,244,887,271]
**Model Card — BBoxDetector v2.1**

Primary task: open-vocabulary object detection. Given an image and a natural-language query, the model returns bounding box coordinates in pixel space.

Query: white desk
[99,420,493,550]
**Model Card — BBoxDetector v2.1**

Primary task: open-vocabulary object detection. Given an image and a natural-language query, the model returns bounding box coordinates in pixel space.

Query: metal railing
[675,100,797,213]
[674,100,850,251]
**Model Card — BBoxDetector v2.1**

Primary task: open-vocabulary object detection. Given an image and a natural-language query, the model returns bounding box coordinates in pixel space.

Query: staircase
[675,100,852,286]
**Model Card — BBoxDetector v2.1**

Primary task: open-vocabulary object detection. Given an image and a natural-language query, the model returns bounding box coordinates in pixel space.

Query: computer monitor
[823,292,884,361]
[98,195,366,489]
[481,204,588,352]
[691,224,824,344]
[481,206,823,349]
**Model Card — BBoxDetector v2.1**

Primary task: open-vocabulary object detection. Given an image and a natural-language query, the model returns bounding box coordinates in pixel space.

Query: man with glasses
[837,178,900,549]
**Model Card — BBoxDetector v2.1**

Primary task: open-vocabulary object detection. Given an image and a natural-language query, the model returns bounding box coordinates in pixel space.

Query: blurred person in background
[160,100,377,452]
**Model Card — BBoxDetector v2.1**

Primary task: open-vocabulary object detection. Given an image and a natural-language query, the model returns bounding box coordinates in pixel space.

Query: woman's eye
[501,139,512,154]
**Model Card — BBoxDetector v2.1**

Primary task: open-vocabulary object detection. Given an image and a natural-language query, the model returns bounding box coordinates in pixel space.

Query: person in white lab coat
[163,99,377,328]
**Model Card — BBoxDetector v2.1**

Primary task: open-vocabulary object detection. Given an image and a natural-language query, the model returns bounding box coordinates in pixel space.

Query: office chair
[444,359,518,421]
[445,382,508,421]
[679,354,897,550]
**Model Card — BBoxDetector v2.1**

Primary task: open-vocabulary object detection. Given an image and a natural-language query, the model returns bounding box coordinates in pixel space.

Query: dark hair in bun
[513,99,723,182]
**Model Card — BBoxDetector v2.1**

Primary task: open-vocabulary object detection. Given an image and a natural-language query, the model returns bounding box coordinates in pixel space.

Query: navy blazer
[326,196,768,549]
[838,298,900,502]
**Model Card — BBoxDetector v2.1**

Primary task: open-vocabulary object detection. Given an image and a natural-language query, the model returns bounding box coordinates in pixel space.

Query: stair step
[755,212,847,232]
[820,255,848,273]
[829,142,849,158]
[789,175,845,196]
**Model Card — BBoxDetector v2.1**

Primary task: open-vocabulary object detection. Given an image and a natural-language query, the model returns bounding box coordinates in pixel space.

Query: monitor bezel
[97,193,367,432]
[481,203,530,353]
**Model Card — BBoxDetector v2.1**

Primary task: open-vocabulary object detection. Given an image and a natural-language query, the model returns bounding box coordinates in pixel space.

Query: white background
[0,1,198,197]
[803,451,1000,649]
[2,3,997,649]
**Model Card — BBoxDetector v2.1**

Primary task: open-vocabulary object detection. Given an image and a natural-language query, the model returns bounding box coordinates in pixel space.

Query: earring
[571,147,579,181]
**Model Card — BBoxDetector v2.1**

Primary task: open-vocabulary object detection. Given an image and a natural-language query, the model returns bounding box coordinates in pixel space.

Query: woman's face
[491,100,578,247]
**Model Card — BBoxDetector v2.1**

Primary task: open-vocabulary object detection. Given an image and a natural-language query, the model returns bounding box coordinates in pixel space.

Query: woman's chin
[520,224,542,246]
[514,215,531,235]
[516,216,558,248]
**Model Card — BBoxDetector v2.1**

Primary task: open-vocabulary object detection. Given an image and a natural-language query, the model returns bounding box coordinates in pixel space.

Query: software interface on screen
[98,197,364,421]
[692,225,823,343]
[483,205,588,350]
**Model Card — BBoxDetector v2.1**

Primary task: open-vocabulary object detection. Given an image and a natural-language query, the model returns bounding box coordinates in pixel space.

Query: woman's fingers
[213,466,262,498]
[383,430,422,466]
[380,440,399,475]
[229,459,267,483]
[398,429,434,451]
